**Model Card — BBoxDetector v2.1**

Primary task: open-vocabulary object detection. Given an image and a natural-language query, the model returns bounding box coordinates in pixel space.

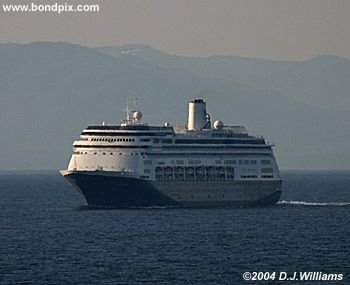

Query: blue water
[0,171,349,284]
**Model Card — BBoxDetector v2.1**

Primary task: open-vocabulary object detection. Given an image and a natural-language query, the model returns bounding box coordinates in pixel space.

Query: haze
[1,0,350,60]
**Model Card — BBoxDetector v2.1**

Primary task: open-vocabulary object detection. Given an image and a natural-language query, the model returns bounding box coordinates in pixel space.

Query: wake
[278,200,350,207]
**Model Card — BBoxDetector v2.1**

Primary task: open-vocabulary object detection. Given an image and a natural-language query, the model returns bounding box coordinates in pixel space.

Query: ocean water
[0,171,349,285]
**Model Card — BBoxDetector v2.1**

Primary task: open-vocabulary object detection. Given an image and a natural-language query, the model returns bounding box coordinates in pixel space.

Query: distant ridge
[98,44,350,111]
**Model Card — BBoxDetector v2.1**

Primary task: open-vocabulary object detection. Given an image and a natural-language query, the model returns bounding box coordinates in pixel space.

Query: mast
[121,97,142,126]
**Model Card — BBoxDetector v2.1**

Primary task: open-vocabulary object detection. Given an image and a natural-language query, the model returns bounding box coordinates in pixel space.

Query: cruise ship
[60,99,282,208]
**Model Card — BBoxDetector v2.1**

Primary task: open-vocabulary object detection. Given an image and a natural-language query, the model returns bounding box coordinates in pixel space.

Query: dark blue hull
[63,172,179,208]
[62,171,281,208]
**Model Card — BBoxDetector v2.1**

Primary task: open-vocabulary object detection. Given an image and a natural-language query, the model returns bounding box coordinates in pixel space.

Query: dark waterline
[0,171,349,284]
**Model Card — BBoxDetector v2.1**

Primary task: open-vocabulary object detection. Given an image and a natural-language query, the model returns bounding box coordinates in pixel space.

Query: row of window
[156,159,270,166]
[188,160,202,165]
[155,166,235,182]
[261,168,273,173]
[154,166,273,182]
[75,151,146,156]
[174,139,264,145]
[261,175,274,178]
[241,175,258,179]
[90,138,136,142]
[152,138,264,144]
[181,194,244,200]
[74,152,272,170]
[218,159,258,165]
[212,133,247,138]
[162,145,270,150]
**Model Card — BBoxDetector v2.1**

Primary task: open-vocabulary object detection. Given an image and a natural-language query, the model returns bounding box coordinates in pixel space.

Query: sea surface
[0,171,349,285]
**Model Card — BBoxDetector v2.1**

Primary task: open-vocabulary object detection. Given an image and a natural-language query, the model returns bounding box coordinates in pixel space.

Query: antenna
[126,98,130,122]
[121,97,143,126]
[133,97,138,109]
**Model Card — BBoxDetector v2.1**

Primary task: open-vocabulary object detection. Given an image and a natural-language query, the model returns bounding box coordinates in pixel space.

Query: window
[206,167,216,181]
[185,167,195,182]
[144,160,152,165]
[195,167,205,181]
[261,159,271,165]
[175,167,184,181]
[241,175,257,178]
[216,167,225,181]
[262,175,273,178]
[144,169,151,174]
[226,167,235,181]
[155,167,163,181]
[164,167,173,182]
[261,168,273,173]
[250,160,257,165]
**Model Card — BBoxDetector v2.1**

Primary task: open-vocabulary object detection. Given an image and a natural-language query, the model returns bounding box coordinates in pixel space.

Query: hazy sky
[1,0,350,60]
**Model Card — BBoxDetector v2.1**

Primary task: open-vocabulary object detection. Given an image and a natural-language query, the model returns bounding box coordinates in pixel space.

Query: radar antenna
[121,97,143,126]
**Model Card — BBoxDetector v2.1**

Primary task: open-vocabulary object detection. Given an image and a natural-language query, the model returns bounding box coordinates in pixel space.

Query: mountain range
[0,42,349,170]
